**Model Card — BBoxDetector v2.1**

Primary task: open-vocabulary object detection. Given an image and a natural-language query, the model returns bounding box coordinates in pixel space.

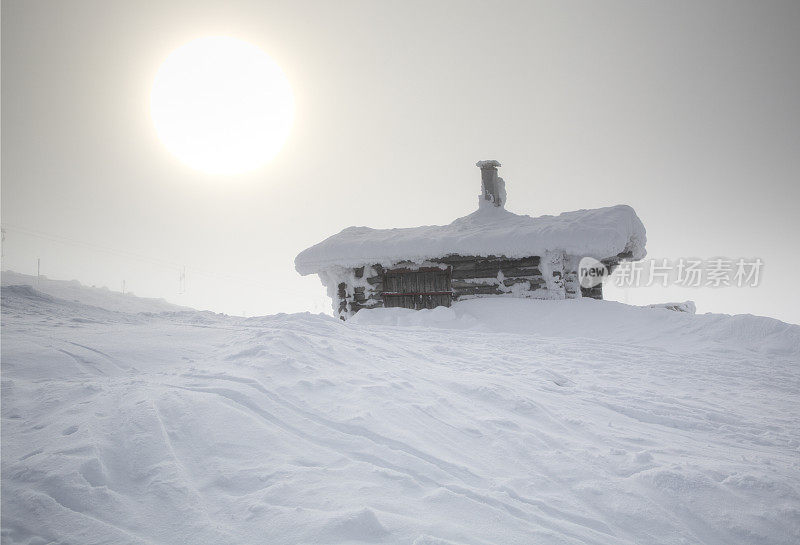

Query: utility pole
[37,258,40,284]
[122,280,126,295]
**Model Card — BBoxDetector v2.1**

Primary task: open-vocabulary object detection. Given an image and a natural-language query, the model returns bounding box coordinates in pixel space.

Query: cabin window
[382,268,452,310]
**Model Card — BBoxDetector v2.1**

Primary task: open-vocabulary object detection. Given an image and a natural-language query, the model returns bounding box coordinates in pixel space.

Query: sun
[151,37,294,175]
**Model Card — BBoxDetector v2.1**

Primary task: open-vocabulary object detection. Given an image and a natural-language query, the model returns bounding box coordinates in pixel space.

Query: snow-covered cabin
[295,161,646,320]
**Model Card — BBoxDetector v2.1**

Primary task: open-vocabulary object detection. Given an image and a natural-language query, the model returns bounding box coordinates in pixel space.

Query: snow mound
[295,204,646,275]
[2,281,799,545]
[350,298,800,356]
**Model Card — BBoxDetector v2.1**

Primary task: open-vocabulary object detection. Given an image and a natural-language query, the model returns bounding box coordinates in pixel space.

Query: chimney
[476,160,505,208]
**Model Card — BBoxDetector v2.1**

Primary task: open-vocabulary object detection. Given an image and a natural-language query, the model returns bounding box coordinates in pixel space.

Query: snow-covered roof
[295,203,646,276]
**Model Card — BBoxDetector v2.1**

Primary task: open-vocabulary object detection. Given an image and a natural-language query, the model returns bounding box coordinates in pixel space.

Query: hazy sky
[3,0,799,323]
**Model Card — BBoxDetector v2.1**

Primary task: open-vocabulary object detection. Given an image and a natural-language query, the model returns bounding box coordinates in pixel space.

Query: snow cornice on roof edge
[295,204,647,276]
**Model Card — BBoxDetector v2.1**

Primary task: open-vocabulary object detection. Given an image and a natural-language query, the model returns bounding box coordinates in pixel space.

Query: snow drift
[295,204,647,275]
[2,273,799,545]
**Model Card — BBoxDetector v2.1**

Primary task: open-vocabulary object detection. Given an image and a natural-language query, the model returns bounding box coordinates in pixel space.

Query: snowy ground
[2,272,799,545]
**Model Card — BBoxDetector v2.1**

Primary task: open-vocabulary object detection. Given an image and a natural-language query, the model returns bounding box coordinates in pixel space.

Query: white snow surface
[295,204,647,275]
[3,273,800,545]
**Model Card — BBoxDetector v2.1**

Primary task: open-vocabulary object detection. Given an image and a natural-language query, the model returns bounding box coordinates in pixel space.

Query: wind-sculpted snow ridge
[2,277,799,545]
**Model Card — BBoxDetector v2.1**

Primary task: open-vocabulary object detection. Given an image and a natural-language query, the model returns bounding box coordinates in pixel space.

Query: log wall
[332,251,633,319]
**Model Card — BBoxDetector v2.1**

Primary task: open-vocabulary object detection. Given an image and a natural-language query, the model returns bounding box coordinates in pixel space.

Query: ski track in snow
[1,277,799,545]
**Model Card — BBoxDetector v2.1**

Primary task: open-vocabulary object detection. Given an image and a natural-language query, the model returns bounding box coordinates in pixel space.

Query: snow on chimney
[476,160,505,209]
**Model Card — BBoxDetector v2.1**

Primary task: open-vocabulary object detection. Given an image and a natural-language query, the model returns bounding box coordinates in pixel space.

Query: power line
[3,223,180,268]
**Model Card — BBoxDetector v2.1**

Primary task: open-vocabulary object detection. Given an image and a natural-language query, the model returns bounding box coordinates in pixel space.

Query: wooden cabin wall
[333,265,385,319]
[333,251,635,318]
[335,255,558,318]
[438,255,549,299]
[382,268,452,310]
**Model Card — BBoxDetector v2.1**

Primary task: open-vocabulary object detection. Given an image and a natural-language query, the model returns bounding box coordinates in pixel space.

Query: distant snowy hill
[1,271,190,314]
[2,274,799,545]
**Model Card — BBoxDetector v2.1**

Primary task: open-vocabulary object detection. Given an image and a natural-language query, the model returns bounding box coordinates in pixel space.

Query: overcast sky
[3,0,799,323]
